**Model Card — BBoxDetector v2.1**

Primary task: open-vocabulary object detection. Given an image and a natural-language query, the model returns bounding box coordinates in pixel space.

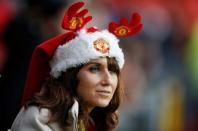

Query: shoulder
[20,106,50,123]
[11,106,52,131]
[11,100,79,131]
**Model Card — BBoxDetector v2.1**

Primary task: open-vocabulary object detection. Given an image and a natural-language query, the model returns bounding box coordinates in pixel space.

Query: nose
[101,69,111,85]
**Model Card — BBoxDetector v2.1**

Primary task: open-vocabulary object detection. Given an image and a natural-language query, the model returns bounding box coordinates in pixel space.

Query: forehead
[78,57,108,72]
[80,57,109,69]
[87,57,108,64]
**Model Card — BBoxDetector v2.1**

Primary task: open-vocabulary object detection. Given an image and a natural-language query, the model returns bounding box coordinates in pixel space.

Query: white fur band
[49,29,124,78]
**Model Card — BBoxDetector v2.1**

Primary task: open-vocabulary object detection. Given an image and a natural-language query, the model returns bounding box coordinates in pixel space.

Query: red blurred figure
[0,0,15,73]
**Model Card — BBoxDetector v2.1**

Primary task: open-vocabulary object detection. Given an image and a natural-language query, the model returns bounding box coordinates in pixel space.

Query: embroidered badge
[108,13,143,37]
[69,17,83,30]
[93,38,110,53]
[114,26,130,36]
[62,2,92,31]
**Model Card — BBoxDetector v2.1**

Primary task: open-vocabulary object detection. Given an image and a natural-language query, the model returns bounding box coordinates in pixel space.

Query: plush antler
[62,2,92,31]
[108,13,143,37]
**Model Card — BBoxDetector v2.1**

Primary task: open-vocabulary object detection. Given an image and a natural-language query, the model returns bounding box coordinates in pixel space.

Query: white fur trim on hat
[49,28,124,78]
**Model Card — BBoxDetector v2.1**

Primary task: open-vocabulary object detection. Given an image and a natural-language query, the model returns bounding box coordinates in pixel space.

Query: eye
[89,65,100,73]
[108,66,117,75]
[109,69,117,75]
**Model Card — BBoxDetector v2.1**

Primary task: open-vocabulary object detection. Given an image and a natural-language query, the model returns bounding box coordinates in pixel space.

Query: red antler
[62,2,92,31]
[108,13,143,37]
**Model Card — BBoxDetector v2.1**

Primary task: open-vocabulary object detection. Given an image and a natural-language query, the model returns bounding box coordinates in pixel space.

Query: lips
[96,90,111,97]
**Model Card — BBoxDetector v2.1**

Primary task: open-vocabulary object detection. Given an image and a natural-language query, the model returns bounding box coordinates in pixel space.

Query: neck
[87,106,94,114]
[79,100,95,114]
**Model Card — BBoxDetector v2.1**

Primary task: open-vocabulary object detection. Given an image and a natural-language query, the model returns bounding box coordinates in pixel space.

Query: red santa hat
[21,1,143,105]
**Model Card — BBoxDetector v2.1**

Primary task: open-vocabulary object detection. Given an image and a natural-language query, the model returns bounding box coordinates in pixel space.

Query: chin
[95,100,111,108]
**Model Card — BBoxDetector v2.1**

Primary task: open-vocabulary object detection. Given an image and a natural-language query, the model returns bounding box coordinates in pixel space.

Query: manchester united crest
[93,38,110,53]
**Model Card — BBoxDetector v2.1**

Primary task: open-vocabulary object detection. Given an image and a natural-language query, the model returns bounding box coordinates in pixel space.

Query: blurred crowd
[0,0,198,131]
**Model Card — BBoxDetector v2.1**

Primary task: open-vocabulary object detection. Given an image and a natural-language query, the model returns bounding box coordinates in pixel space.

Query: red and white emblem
[93,38,110,53]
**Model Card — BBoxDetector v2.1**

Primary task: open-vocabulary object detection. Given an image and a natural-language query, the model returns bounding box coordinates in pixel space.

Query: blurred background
[0,0,198,131]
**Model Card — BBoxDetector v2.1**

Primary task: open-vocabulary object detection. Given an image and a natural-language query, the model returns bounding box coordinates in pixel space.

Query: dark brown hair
[27,57,124,131]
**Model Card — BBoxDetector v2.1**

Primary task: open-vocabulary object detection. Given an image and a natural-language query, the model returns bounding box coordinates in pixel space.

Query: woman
[10,2,142,131]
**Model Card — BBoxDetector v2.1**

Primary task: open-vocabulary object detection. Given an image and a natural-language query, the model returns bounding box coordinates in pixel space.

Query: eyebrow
[85,62,101,66]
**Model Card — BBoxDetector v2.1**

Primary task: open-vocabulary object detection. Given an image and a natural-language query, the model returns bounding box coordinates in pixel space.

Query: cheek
[112,76,118,92]
[77,75,98,98]
[78,75,97,89]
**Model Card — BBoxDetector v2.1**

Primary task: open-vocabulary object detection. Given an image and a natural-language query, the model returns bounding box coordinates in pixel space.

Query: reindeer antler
[108,13,143,37]
[62,2,92,31]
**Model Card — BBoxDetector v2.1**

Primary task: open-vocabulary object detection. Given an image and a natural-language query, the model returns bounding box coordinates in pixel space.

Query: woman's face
[77,57,118,110]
